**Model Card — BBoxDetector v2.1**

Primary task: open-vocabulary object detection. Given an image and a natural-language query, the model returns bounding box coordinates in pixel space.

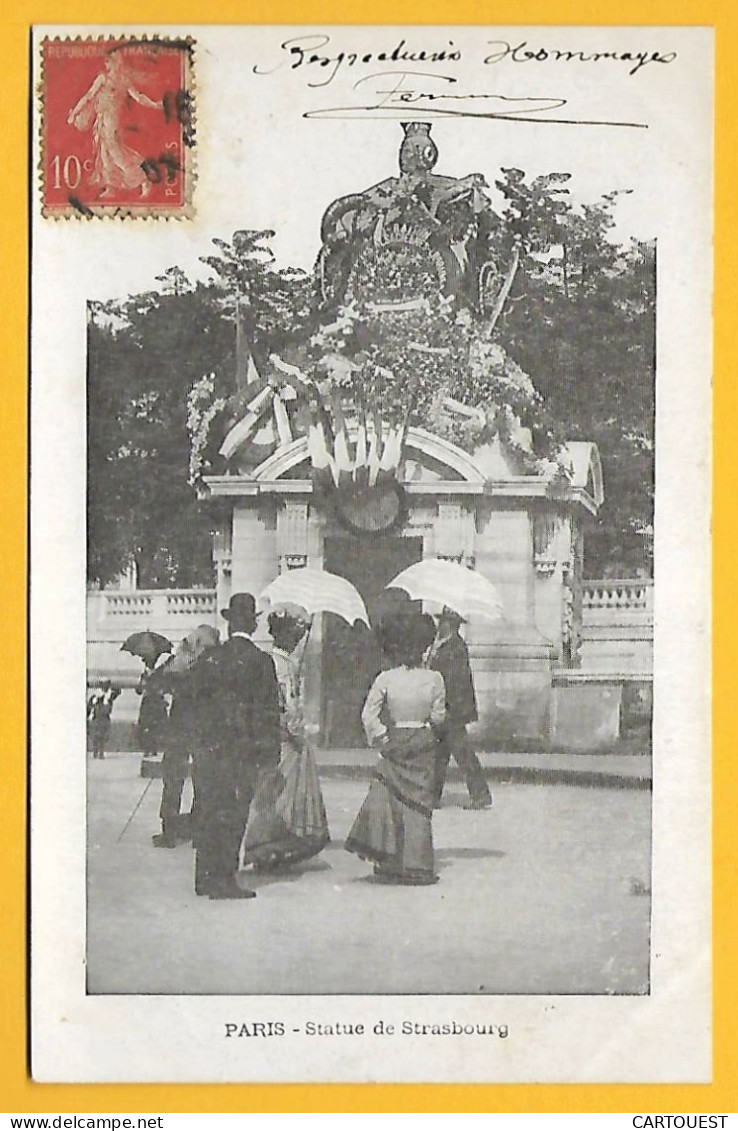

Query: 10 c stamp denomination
[39,37,195,218]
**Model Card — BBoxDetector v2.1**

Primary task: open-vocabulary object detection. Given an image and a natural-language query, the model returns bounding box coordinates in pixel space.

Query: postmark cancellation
[38,36,195,219]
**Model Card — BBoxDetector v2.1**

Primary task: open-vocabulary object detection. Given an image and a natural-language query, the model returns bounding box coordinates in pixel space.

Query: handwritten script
[301,70,648,128]
[253,34,678,88]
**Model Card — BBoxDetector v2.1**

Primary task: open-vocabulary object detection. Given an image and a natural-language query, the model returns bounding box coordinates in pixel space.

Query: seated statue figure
[316,123,498,309]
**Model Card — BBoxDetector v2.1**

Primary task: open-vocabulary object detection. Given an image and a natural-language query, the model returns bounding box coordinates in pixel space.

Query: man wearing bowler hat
[193,592,281,899]
[427,607,493,810]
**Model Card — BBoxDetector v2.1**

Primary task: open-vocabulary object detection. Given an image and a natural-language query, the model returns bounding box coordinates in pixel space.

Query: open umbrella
[259,568,371,627]
[385,559,504,623]
[120,631,173,666]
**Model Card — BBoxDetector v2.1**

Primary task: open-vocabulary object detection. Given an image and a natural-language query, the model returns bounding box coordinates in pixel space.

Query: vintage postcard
[30,24,712,1083]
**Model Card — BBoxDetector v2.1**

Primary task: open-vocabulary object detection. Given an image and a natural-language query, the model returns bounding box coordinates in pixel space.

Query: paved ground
[87,753,651,997]
[315,747,652,788]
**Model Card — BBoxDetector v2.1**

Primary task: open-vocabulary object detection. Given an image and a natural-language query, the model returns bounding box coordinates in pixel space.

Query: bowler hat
[221,592,258,623]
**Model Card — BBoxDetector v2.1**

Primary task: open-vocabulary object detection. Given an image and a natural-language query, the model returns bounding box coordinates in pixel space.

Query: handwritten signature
[303,71,648,129]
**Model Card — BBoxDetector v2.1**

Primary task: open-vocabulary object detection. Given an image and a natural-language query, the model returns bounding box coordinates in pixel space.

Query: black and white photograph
[31,24,711,1083]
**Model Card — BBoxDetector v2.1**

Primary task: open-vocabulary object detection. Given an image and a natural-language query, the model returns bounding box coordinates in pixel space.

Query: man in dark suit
[193,592,281,900]
[428,607,492,810]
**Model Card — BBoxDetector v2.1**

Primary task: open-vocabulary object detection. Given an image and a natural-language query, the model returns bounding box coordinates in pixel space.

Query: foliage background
[87,175,655,588]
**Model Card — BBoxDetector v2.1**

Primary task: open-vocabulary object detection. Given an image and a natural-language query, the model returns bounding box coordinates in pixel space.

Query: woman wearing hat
[241,609,330,870]
[135,654,170,766]
[345,612,446,885]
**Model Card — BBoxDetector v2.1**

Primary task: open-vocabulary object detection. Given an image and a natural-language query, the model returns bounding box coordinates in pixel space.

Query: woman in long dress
[345,613,446,885]
[135,651,170,760]
[67,51,161,197]
[241,610,330,869]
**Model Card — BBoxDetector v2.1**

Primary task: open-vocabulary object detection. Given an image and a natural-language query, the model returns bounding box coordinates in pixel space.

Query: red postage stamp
[39,37,195,218]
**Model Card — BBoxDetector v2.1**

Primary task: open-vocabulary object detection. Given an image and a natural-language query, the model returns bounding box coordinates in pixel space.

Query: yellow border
[3,1,730,1114]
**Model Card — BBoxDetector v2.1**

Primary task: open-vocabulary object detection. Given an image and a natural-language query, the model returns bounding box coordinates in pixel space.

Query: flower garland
[346,243,441,303]
[303,295,568,472]
[184,297,570,483]
[186,373,227,485]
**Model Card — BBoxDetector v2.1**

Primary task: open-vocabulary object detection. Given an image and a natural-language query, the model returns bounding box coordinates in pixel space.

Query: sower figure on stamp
[192,593,281,900]
[67,52,162,199]
[427,607,493,810]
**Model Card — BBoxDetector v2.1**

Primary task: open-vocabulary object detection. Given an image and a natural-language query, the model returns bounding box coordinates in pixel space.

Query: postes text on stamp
[40,37,194,219]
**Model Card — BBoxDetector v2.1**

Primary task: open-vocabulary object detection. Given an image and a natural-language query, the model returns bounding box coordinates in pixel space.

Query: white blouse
[361,667,446,745]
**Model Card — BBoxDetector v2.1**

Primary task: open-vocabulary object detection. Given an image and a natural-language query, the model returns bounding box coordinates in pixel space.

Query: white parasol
[385,559,504,623]
[259,567,371,627]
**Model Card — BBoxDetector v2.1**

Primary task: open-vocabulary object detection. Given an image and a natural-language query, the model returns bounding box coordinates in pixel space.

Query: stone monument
[200,124,604,749]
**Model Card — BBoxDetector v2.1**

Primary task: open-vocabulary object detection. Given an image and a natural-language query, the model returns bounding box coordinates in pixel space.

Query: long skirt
[241,740,330,868]
[345,728,438,884]
[137,691,168,756]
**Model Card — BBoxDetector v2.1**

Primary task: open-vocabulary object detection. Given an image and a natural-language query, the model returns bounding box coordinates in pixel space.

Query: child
[87,680,121,759]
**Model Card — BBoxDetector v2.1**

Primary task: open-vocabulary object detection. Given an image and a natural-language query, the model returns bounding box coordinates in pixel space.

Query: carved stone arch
[250,426,487,485]
[251,437,309,482]
[403,428,487,484]
[588,446,605,507]
[564,441,604,507]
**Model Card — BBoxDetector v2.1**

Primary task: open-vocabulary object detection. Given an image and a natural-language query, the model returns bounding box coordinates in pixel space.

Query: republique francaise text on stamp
[39,37,194,219]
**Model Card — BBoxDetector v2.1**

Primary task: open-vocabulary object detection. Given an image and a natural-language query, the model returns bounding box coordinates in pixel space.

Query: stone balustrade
[580,579,653,677]
[102,592,155,617]
[582,579,653,618]
[89,588,217,628]
[165,591,218,617]
[86,580,654,750]
[87,588,218,685]
[87,581,653,687]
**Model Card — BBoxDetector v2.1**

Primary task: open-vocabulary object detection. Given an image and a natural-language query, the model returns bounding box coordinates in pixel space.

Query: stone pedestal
[205,429,605,752]
[550,678,623,751]
[468,628,555,750]
[467,501,555,748]
[226,502,279,644]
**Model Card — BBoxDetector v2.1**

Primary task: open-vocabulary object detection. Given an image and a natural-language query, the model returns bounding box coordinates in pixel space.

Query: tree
[199,229,313,365]
[87,194,655,586]
[87,284,234,587]
[495,211,655,575]
[87,231,311,587]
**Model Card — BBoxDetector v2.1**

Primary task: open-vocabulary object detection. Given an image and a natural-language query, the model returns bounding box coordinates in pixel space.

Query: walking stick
[117,777,154,843]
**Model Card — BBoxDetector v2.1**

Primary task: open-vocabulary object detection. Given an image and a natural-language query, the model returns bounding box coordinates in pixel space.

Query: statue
[190,124,561,492]
[315,123,500,310]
